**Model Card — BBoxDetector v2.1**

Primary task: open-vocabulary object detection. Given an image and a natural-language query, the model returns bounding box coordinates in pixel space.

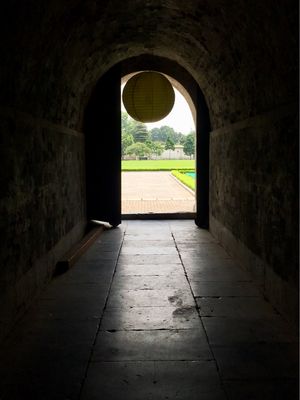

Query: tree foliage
[183,133,195,158]
[126,142,151,158]
[122,111,196,159]
[132,123,149,143]
[148,141,164,157]
[165,136,175,151]
[122,133,134,157]
[150,125,184,144]
[122,112,138,137]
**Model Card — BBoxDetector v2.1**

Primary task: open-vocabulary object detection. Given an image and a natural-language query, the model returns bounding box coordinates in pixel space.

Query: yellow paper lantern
[122,71,175,123]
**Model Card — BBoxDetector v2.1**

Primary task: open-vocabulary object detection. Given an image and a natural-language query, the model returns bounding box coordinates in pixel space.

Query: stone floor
[0,221,298,400]
[122,171,195,213]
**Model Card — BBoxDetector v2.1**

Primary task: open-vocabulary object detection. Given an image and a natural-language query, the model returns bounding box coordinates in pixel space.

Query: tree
[150,126,175,143]
[126,142,151,158]
[132,123,149,143]
[121,133,134,158]
[165,136,175,159]
[122,111,139,137]
[150,127,168,142]
[143,139,164,159]
[179,135,186,145]
[160,126,176,142]
[122,111,130,131]
[152,141,164,157]
[145,139,153,149]
[176,132,185,144]
[150,126,173,142]
[150,126,185,144]
[165,136,175,151]
[183,133,195,158]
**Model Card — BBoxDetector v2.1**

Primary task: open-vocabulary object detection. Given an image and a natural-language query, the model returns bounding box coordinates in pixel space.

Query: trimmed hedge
[171,170,195,191]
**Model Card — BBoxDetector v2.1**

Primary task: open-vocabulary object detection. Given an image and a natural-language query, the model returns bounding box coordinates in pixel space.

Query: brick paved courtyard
[121,171,195,214]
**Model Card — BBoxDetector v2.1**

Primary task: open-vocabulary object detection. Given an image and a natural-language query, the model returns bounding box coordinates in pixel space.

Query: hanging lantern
[122,71,175,123]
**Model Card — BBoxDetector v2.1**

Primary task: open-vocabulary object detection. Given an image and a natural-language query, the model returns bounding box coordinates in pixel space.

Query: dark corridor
[0,1,298,399]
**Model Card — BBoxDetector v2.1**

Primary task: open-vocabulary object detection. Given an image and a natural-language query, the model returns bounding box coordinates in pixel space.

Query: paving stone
[169,220,196,228]
[0,220,297,400]
[188,266,252,283]
[81,361,227,400]
[124,221,171,231]
[118,254,181,264]
[30,296,106,320]
[121,171,195,214]
[0,336,92,400]
[175,240,218,250]
[93,329,212,361]
[180,250,230,261]
[212,343,299,379]
[0,320,95,399]
[110,275,190,291]
[202,317,298,344]
[121,240,175,247]
[107,288,194,308]
[59,261,117,284]
[61,267,115,284]
[101,306,201,330]
[0,361,87,400]
[1,318,99,350]
[171,230,214,239]
[196,297,277,318]
[115,263,183,276]
[120,246,178,255]
[174,238,217,245]
[40,281,110,301]
[75,258,118,269]
[184,261,248,273]
[223,379,299,400]
[79,244,121,257]
[184,258,243,270]
[122,199,195,213]
[178,242,228,252]
[81,252,120,262]
[192,281,260,297]
[124,233,173,241]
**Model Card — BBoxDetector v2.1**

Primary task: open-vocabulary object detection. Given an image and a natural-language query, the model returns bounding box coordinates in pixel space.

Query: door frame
[84,55,210,228]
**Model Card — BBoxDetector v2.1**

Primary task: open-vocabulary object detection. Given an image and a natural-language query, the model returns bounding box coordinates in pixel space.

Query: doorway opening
[84,55,210,228]
[121,72,196,217]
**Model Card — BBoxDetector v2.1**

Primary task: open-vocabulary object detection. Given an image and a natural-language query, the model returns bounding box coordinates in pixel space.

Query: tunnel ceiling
[0,0,297,129]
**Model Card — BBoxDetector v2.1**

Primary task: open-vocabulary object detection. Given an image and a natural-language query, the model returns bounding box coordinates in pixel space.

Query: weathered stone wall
[210,104,298,326]
[0,108,86,340]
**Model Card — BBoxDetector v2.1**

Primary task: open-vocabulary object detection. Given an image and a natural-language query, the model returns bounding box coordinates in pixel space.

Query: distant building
[155,144,193,160]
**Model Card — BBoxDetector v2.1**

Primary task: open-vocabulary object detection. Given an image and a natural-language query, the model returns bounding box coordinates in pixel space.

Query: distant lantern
[122,71,175,123]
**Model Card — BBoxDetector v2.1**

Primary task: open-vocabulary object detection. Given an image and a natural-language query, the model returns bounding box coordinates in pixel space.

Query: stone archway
[84,54,211,228]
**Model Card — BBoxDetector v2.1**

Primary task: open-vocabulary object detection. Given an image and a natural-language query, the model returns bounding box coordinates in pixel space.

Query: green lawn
[122,160,195,171]
[171,170,195,191]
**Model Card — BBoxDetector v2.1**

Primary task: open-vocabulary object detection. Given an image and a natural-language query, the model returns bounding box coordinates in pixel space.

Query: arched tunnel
[0,1,298,398]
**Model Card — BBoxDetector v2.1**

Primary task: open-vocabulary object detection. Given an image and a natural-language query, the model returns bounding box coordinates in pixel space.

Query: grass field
[122,160,195,171]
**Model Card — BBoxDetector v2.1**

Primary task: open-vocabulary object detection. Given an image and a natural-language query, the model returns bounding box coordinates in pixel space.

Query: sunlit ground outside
[122,168,195,214]
[121,85,196,214]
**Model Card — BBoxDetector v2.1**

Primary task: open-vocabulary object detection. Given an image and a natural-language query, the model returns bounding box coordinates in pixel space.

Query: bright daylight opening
[121,72,196,216]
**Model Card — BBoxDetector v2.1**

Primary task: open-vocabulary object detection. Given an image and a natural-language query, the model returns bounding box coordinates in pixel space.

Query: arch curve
[84,54,210,227]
